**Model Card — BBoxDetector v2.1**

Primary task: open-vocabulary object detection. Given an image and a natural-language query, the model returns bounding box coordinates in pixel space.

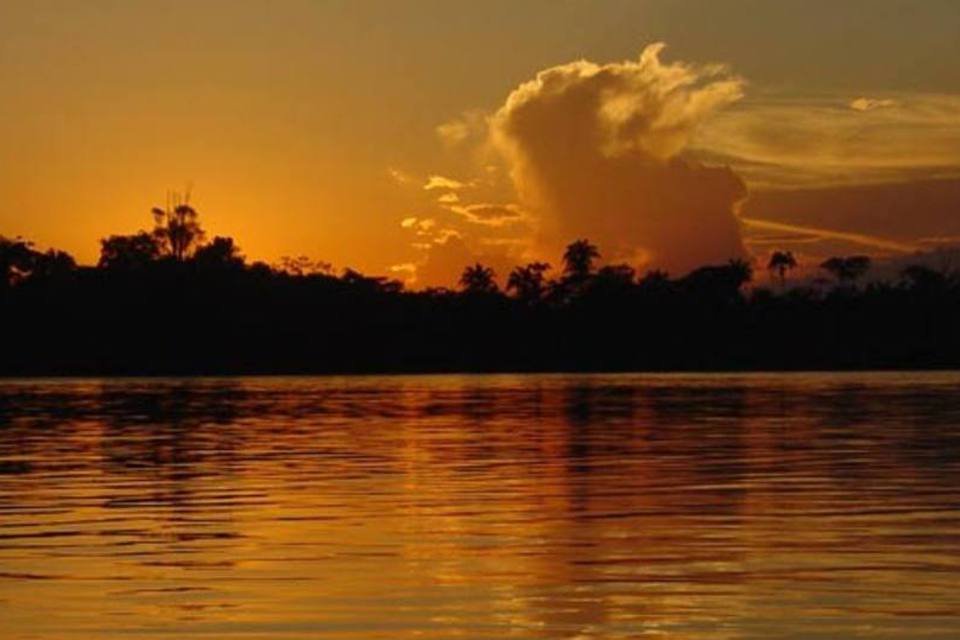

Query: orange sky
[2,1,959,287]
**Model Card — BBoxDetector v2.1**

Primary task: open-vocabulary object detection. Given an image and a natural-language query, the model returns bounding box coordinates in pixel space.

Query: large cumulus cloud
[490,43,748,274]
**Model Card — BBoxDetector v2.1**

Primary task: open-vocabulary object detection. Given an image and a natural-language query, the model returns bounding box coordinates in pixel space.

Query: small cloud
[436,120,471,145]
[424,175,467,191]
[479,237,528,247]
[435,109,488,146]
[850,97,897,112]
[433,228,463,244]
[445,202,525,227]
[400,216,462,246]
[388,167,414,185]
[437,192,460,204]
[389,262,418,285]
[401,217,438,234]
[389,263,417,274]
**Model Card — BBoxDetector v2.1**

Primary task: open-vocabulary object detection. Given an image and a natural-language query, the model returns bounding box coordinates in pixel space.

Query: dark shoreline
[5,239,960,379]
[4,364,960,380]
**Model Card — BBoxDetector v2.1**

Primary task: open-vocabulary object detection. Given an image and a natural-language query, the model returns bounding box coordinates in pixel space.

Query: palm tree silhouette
[767,251,797,287]
[820,255,871,285]
[506,262,550,303]
[459,263,498,294]
[562,239,600,280]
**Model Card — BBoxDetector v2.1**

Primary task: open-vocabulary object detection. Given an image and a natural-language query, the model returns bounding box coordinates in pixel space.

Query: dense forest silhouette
[2,200,959,375]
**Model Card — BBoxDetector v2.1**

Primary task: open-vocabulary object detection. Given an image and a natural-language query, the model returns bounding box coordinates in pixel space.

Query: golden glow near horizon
[2,1,960,287]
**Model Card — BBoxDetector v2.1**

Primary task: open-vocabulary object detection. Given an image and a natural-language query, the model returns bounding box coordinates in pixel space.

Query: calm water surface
[1,373,958,639]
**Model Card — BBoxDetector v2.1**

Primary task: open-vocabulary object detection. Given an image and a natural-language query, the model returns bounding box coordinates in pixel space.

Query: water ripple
[0,372,959,638]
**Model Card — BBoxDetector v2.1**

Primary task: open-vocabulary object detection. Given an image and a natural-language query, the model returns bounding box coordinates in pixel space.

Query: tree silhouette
[30,249,77,281]
[6,220,960,376]
[682,258,752,301]
[151,193,205,261]
[98,232,163,270]
[459,263,498,294]
[821,255,871,284]
[0,236,37,287]
[277,255,333,277]
[506,262,551,304]
[638,269,671,292]
[194,237,245,270]
[596,264,636,284]
[562,239,600,280]
[341,268,404,294]
[591,264,636,296]
[900,264,947,293]
[767,251,797,287]
[727,258,754,288]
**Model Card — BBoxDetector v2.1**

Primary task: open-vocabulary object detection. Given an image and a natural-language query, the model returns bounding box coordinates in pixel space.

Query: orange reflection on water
[1,373,959,638]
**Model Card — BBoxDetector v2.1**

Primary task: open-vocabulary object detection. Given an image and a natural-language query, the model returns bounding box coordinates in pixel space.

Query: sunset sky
[2,0,959,287]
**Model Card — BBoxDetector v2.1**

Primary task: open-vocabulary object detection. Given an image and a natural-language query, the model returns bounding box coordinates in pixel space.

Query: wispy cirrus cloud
[740,177,960,256]
[443,202,525,227]
[849,97,897,112]
[691,92,960,189]
[741,217,918,254]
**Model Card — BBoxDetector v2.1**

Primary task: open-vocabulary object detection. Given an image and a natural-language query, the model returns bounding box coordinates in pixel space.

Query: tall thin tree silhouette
[151,192,205,261]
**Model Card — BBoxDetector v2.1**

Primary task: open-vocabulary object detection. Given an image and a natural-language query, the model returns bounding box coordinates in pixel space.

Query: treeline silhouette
[3,202,959,375]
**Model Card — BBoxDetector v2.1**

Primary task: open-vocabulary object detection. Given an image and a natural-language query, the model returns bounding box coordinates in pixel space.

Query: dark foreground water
[0,373,958,639]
